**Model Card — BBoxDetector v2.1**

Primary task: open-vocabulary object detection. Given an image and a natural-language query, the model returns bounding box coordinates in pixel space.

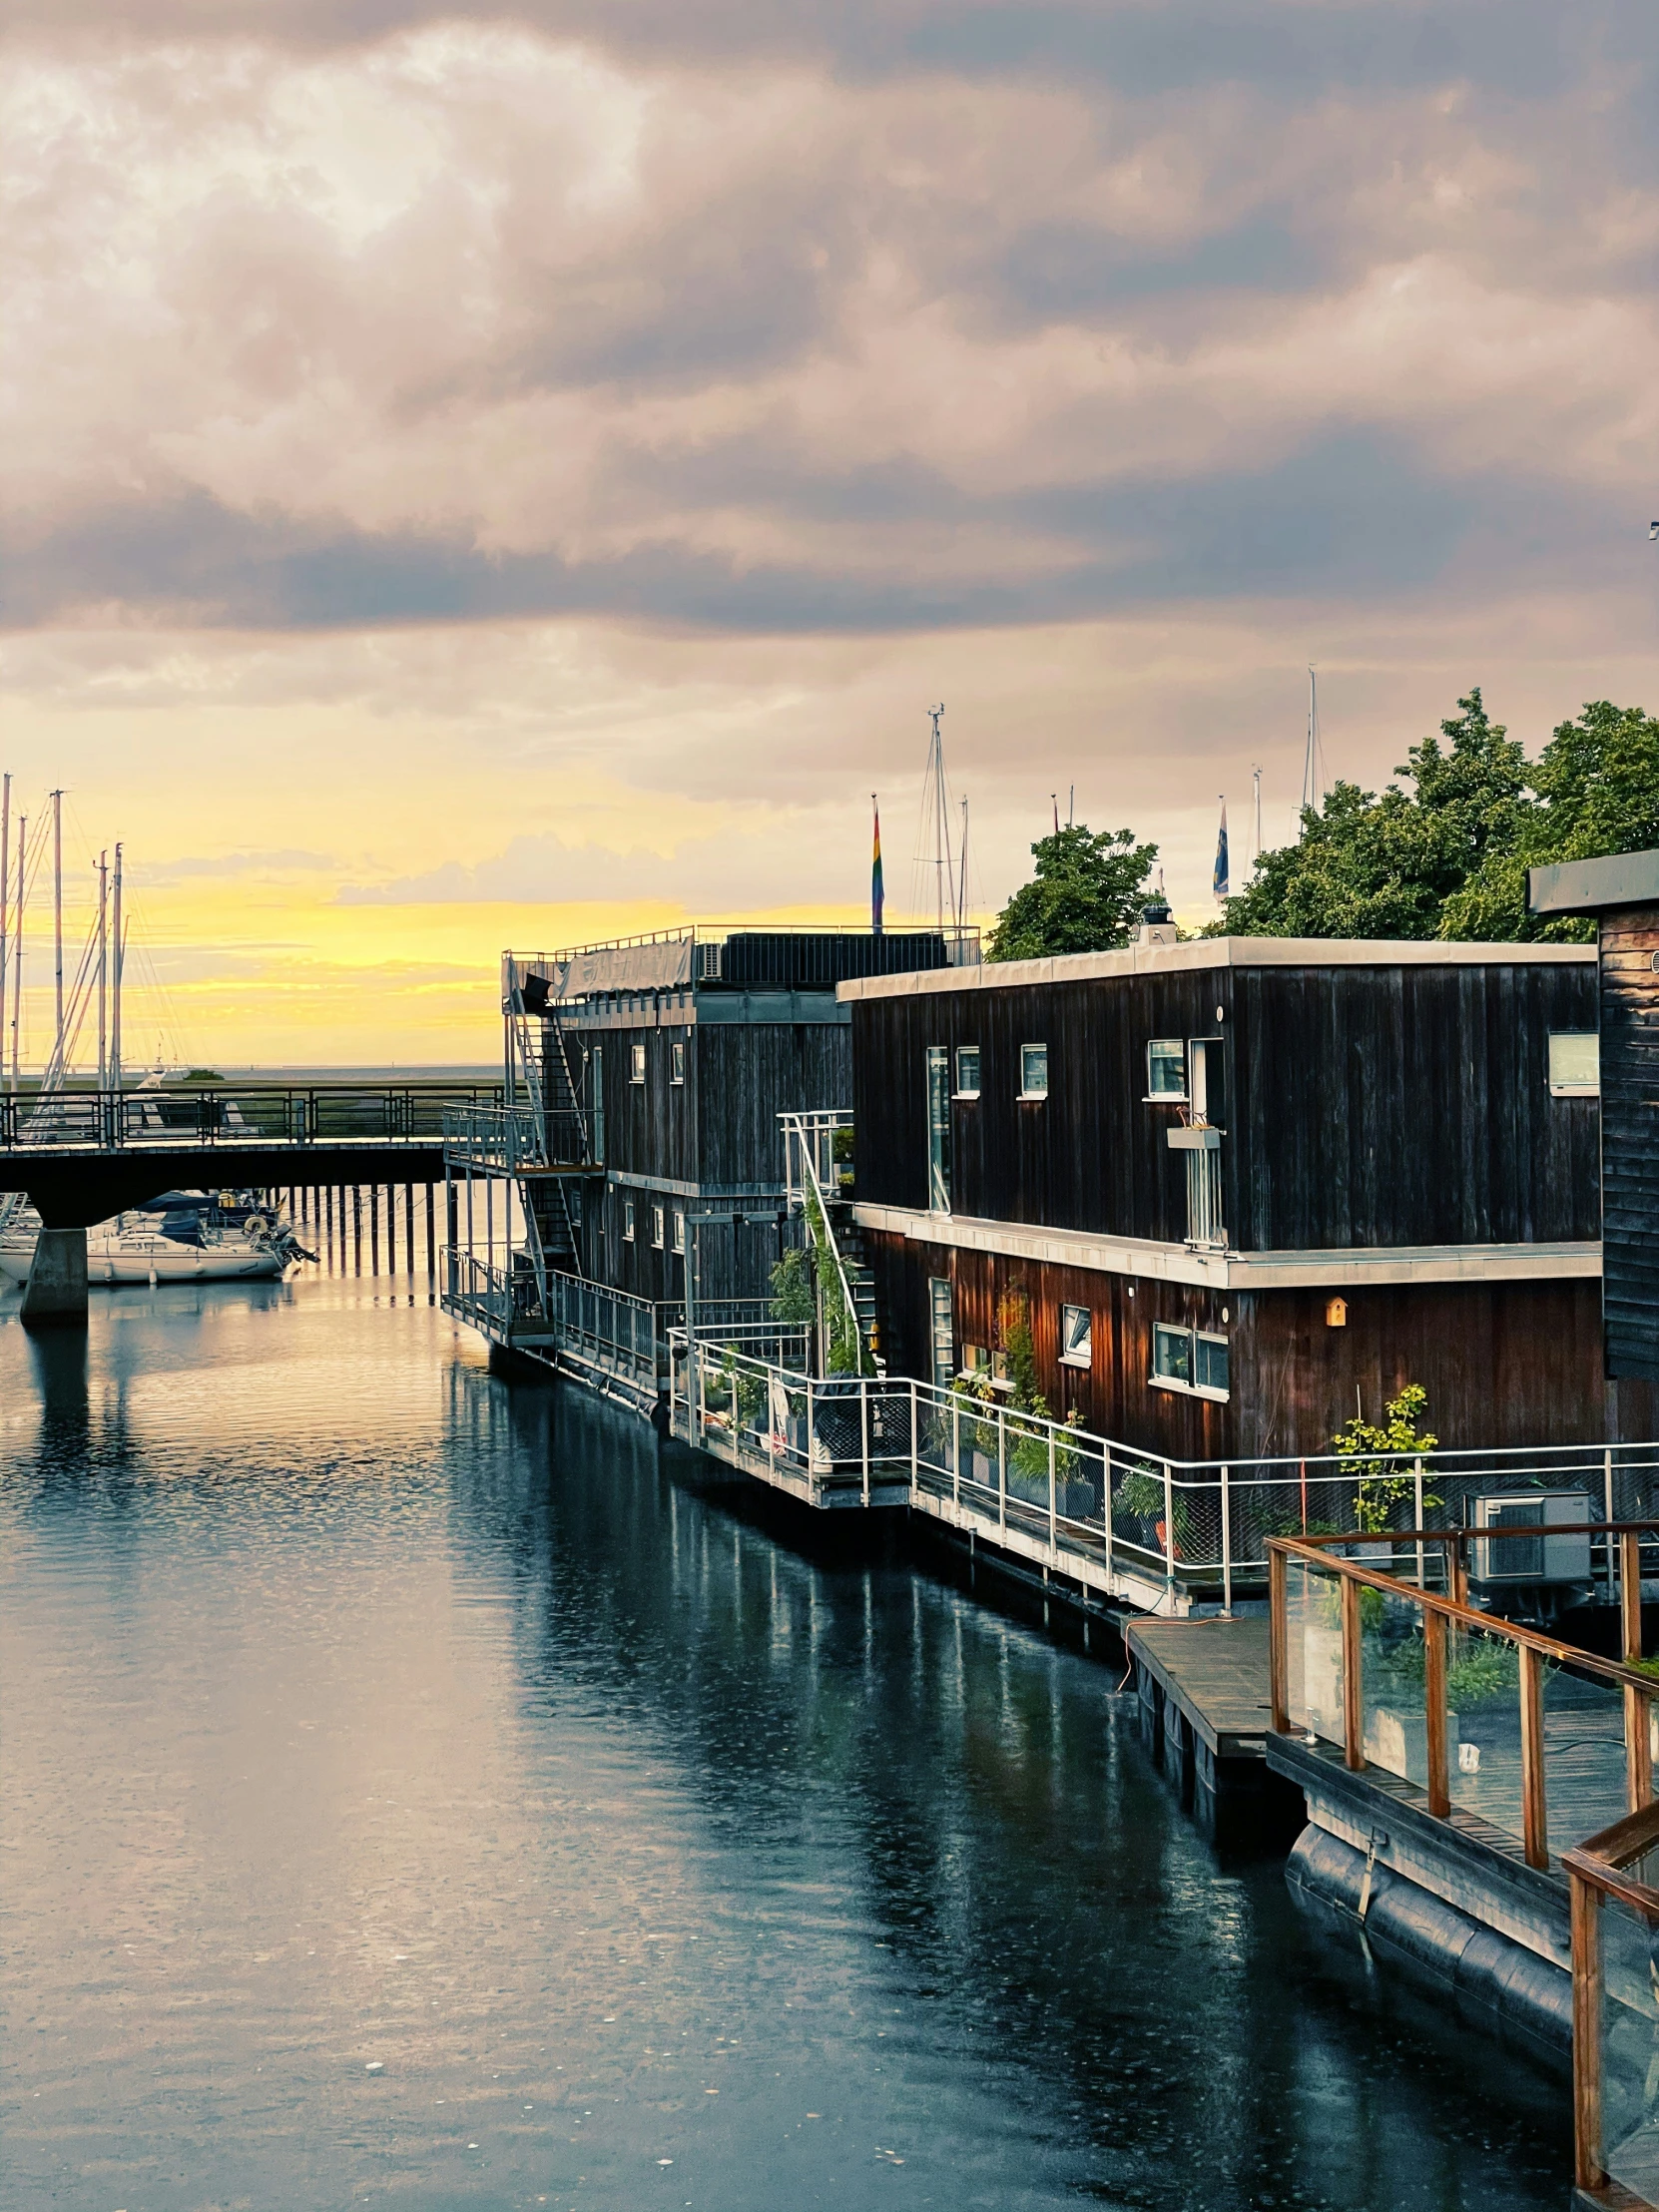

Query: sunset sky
[2,2,1655,1066]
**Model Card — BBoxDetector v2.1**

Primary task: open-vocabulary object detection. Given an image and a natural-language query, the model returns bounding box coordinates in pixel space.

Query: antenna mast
[1251,765,1263,866]
[957,796,969,932]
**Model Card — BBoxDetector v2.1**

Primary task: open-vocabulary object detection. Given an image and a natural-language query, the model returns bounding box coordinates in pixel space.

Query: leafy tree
[987,823,1159,960]
[1332,1383,1440,1535]
[1217,690,1529,939]
[1441,700,1659,943]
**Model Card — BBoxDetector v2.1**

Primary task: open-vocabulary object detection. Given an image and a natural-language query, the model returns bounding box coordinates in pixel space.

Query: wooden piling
[425,1184,436,1279]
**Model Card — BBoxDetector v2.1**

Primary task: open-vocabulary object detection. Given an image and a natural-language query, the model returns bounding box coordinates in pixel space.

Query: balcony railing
[441,1104,590,1174]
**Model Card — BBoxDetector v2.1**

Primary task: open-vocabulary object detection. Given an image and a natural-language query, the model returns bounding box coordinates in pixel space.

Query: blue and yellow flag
[1213,798,1229,900]
[871,795,884,934]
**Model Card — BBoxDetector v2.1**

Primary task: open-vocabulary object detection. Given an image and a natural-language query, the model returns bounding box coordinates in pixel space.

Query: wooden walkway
[1125,1615,1274,1760]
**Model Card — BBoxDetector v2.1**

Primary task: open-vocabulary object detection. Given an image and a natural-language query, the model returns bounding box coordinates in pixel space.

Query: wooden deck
[1125,1615,1274,1760]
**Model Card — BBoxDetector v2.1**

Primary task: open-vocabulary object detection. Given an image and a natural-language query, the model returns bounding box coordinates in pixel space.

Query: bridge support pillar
[20,1226,89,1327]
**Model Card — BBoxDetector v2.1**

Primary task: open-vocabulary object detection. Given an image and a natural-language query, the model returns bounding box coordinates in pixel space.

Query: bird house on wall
[1326,1298,1348,1328]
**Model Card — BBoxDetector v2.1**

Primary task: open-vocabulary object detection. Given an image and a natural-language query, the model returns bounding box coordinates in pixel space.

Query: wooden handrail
[1268,1534,1659,1705]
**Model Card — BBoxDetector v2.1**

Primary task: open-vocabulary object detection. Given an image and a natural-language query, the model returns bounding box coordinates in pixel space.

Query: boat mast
[51,788,64,1063]
[97,849,108,1090]
[1300,666,1326,824]
[924,703,956,933]
[10,810,24,1093]
[956,795,969,933]
[1252,764,1263,866]
[0,775,8,1095]
[111,841,123,1095]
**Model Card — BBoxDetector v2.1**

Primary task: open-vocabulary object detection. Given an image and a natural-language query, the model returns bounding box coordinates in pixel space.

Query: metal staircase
[779,1111,883,1374]
[502,954,588,1288]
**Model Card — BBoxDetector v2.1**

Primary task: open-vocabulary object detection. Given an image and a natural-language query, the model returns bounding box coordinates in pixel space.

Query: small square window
[1147,1039,1186,1098]
[1019,1043,1048,1098]
[1195,1333,1230,1394]
[954,1045,981,1098]
[1059,1304,1092,1368]
[672,1209,686,1254]
[962,1344,989,1373]
[651,1205,666,1249]
[1548,1031,1599,1096]
[671,1040,686,1085]
[623,1200,636,1242]
[1153,1323,1192,1385]
[631,1042,647,1085]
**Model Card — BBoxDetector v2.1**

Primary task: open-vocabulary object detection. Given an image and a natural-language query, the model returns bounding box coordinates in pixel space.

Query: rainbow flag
[871,795,884,935]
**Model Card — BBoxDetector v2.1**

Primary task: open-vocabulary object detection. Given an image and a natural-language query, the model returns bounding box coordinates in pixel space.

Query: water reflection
[1,1281,1570,2210]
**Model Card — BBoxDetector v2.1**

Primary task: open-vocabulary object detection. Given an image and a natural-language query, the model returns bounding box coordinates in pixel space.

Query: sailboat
[0,1195,315,1287]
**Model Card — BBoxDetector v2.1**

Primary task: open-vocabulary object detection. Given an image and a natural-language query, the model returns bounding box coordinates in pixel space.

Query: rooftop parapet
[506,923,979,1007]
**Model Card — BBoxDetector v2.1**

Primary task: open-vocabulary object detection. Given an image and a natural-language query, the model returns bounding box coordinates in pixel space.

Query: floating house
[838,927,1659,1458]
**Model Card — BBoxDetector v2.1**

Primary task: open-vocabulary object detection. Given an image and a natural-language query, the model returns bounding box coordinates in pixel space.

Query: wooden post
[1341,1573,1365,1771]
[1626,1683,1652,1815]
[1451,1530,1469,1613]
[1268,1546,1289,1735]
[1424,1607,1449,1818]
[406,1182,415,1275]
[1520,1643,1548,1871]
[1622,1529,1643,1662]
[1571,1872,1604,2193]
[426,1183,436,1280]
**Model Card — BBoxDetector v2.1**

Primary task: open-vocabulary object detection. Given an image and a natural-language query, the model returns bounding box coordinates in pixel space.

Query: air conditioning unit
[1468,1491,1592,1585]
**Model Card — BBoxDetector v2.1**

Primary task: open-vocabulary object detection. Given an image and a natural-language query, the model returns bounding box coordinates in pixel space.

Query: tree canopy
[1217,691,1659,943]
[987,823,1160,961]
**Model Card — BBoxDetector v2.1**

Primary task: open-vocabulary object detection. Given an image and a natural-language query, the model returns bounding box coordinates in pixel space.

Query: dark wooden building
[525,926,964,1309]
[1530,847,1659,1383]
[842,934,1658,1459]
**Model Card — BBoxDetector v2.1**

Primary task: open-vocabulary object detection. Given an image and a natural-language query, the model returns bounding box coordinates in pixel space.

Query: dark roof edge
[1528,849,1659,916]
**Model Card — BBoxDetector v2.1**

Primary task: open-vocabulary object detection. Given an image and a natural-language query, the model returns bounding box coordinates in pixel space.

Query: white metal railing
[442,1246,536,1339]
[442,1104,586,1175]
[778,1110,869,1376]
[664,1335,1659,1603]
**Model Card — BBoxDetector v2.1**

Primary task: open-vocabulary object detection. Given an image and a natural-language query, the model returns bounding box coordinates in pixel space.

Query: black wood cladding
[1600,905,1659,1382]
[851,958,1600,1250]
[873,1229,1658,1456]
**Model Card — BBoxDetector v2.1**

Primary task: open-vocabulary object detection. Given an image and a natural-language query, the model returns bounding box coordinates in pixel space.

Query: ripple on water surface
[1,1277,1570,2209]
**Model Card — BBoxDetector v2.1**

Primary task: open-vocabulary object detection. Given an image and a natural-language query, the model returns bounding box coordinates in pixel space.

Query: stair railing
[780,1110,869,1377]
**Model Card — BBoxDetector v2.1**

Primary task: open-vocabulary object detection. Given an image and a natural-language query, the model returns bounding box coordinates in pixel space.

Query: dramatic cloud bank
[1,3,1655,1055]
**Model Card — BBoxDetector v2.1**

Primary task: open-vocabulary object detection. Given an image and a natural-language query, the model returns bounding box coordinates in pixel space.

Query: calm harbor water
[2,1272,1572,2210]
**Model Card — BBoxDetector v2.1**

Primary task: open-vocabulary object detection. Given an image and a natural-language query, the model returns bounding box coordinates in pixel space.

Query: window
[1147,1039,1186,1098]
[925,1046,951,1213]
[651,1205,666,1249]
[671,1040,686,1086]
[1152,1323,1192,1386]
[954,1045,981,1098]
[590,1044,605,1164]
[631,1042,646,1085]
[672,1209,686,1254]
[929,1278,955,1390]
[1019,1043,1049,1099]
[962,1344,990,1374]
[1151,1322,1230,1400]
[1548,1031,1599,1096]
[1059,1304,1092,1368]
[623,1199,636,1242]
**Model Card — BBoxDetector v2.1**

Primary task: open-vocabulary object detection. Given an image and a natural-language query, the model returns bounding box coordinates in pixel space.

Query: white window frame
[1059,1304,1092,1369]
[1547,1030,1599,1097]
[1150,1321,1230,1402]
[672,1209,686,1254]
[1146,1038,1187,1101]
[630,1042,647,1086]
[1019,1042,1049,1100]
[954,1045,981,1099]
[651,1204,666,1249]
[623,1200,636,1242]
[671,1040,686,1086]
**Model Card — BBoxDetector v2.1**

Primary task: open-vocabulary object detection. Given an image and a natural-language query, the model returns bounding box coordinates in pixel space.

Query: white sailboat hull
[0,1234,292,1286]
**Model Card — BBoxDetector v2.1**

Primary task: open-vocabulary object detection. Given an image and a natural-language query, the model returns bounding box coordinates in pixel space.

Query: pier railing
[1,1083,501,1152]
[664,1338,1659,1599]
